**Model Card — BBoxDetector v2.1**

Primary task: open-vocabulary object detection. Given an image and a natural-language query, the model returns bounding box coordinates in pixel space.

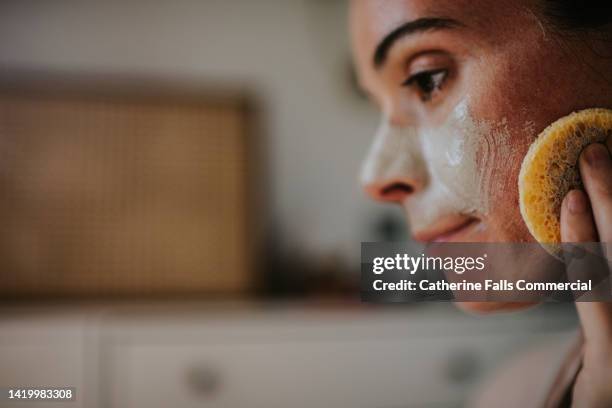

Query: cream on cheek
[360,99,514,232]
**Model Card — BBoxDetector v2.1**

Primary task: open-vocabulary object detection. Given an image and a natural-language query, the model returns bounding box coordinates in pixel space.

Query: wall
[0,0,403,267]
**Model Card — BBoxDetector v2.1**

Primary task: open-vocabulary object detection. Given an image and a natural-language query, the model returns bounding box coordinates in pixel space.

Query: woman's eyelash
[401,68,448,101]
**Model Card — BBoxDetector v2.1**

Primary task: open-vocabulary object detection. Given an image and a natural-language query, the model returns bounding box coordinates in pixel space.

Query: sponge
[519,108,612,247]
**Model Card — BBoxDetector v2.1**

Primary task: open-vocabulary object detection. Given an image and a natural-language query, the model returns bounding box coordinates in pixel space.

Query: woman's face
[351,0,611,311]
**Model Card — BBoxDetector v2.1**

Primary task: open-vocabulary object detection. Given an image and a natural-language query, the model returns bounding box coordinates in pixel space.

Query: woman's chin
[455,301,538,314]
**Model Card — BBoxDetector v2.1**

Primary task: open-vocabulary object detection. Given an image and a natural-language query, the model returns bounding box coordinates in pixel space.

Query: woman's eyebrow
[373,17,463,69]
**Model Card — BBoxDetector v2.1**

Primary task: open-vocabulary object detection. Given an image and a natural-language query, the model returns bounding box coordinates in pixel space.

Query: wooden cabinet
[0,81,256,297]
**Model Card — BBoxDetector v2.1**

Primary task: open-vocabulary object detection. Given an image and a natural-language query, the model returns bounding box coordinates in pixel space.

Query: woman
[349,0,611,406]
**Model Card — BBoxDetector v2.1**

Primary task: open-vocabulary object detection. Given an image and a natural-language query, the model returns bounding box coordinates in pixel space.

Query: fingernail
[584,143,611,168]
[567,190,587,214]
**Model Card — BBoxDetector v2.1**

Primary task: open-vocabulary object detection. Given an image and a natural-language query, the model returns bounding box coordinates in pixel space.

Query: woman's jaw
[405,211,538,313]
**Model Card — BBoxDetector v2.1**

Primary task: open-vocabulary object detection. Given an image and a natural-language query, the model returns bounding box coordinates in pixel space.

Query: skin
[350,0,612,405]
[561,142,612,408]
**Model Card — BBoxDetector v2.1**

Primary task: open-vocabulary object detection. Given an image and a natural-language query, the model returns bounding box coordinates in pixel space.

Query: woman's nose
[360,119,426,204]
[363,177,418,203]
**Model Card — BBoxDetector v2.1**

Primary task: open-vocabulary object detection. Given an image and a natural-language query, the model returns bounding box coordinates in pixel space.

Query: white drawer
[0,317,90,408]
[106,314,557,408]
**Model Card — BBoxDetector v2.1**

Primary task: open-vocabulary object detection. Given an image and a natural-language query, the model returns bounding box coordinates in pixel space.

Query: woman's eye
[402,69,448,102]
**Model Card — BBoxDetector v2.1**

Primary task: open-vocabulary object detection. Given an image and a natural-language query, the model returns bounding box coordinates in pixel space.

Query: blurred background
[0,1,578,407]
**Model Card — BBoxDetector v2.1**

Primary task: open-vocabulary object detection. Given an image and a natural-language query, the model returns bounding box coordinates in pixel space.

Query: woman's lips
[413,216,479,243]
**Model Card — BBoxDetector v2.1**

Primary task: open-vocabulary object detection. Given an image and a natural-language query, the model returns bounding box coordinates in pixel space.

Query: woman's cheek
[458,94,535,242]
[480,118,534,242]
[419,99,506,218]
[458,47,550,242]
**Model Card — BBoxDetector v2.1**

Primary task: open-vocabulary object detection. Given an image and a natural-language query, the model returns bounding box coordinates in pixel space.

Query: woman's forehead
[349,0,529,73]
[350,0,525,43]
[352,0,441,35]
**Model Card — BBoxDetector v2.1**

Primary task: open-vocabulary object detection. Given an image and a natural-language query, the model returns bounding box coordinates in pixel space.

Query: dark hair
[543,0,612,31]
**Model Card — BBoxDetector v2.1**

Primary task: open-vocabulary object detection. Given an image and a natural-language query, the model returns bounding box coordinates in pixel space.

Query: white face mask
[360,100,513,232]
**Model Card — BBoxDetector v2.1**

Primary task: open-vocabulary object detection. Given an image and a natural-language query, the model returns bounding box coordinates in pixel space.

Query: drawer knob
[445,349,480,384]
[185,365,222,397]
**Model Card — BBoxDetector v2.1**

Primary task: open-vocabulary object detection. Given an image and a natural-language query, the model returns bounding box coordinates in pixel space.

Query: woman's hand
[561,138,612,407]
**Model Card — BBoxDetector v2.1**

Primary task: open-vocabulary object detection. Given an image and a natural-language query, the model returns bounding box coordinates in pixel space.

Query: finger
[579,143,612,243]
[561,189,598,243]
[562,190,612,345]
[560,190,601,298]
[560,189,601,300]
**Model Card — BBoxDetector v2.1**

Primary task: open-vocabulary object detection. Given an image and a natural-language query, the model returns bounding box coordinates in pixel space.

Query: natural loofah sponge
[519,108,612,247]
